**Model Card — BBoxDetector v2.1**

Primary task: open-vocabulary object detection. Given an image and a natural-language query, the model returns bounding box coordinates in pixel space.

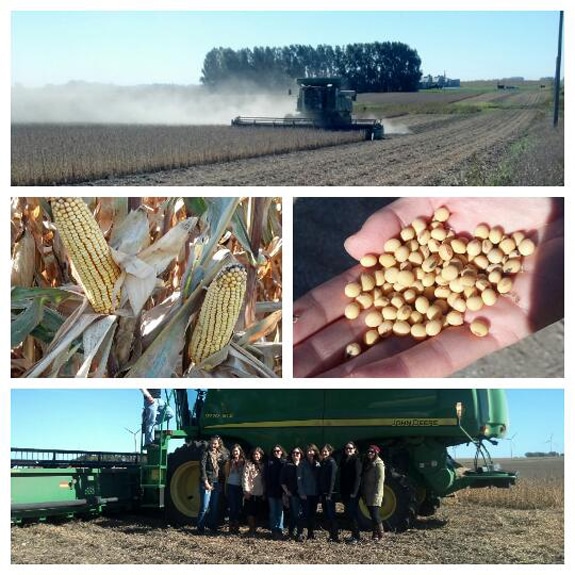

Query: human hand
[293,197,563,378]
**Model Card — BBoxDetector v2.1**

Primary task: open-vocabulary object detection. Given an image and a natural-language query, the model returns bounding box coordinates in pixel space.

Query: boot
[328,521,340,543]
[245,516,257,537]
[376,522,384,541]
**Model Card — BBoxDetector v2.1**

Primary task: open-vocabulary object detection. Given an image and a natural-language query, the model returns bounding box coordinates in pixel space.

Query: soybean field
[11,84,563,187]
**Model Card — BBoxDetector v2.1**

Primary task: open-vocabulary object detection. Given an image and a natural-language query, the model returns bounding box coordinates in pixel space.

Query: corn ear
[188,263,247,364]
[51,197,121,314]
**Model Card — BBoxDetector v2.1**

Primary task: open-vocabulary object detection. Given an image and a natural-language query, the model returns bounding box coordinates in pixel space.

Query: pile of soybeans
[343,206,536,358]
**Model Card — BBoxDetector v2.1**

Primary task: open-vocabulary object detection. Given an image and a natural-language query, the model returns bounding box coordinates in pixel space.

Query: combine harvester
[11,389,516,532]
[232,77,384,140]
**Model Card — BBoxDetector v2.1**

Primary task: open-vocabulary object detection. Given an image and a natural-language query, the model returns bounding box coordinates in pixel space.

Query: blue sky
[11,10,563,87]
[9,389,564,458]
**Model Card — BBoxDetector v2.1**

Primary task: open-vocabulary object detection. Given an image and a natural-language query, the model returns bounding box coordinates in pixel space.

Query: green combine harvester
[11,389,516,532]
[232,77,384,140]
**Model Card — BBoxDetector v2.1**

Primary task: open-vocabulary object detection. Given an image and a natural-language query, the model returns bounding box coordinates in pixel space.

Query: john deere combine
[232,77,384,140]
[12,389,516,532]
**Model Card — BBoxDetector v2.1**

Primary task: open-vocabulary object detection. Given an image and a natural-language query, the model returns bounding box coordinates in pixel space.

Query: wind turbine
[124,426,141,453]
[545,433,555,456]
[504,433,517,458]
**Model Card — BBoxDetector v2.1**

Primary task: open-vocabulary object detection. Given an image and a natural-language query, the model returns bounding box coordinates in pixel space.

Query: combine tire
[358,470,417,533]
[165,441,205,525]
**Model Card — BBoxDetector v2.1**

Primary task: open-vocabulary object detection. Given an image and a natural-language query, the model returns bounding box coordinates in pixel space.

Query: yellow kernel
[426,304,443,321]
[377,320,394,336]
[425,319,443,337]
[384,238,402,253]
[396,269,415,287]
[441,264,459,282]
[481,239,494,254]
[474,224,490,239]
[356,293,374,309]
[450,238,468,254]
[411,217,427,234]
[364,329,380,346]
[449,295,467,313]
[475,277,491,292]
[446,310,464,326]
[410,310,424,324]
[488,269,503,284]
[433,206,450,222]
[430,227,447,242]
[411,323,427,340]
[470,318,490,337]
[374,269,386,286]
[421,273,435,287]
[417,229,431,246]
[512,231,525,245]
[345,343,362,358]
[400,226,416,241]
[408,250,424,265]
[474,255,489,270]
[481,288,498,306]
[466,239,482,258]
[497,277,514,294]
[449,278,465,294]
[393,320,411,336]
[365,310,384,328]
[384,267,399,283]
[518,238,535,257]
[438,243,454,261]
[466,295,484,311]
[360,254,379,267]
[499,237,516,255]
[345,302,361,319]
[360,273,376,292]
[393,245,409,263]
[382,306,398,321]
[434,285,451,299]
[390,294,405,309]
[414,296,430,314]
[502,258,522,274]
[403,288,417,304]
[488,226,504,244]
[344,282,362,298]
[396,304,412,321]
[422,254,441,273]
[487,247,504,264]
[379,253,396,268]
[373,296,390,309]
[460,273,476,288]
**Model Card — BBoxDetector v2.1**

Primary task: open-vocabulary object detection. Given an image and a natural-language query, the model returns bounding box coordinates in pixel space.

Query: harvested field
[11,458,564,565]
[11,87,563,186]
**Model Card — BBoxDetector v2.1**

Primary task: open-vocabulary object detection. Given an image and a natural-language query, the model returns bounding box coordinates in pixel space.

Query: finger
[293,265,362,345]
[344,198,438,260]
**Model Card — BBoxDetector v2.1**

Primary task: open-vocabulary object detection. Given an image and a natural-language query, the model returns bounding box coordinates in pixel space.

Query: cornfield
[10,196,282,378]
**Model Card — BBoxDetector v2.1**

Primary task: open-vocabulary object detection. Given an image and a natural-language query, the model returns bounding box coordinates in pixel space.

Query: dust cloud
[11,82,296,125]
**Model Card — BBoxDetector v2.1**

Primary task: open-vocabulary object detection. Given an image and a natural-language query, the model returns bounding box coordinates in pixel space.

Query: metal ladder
[139,389,176,509]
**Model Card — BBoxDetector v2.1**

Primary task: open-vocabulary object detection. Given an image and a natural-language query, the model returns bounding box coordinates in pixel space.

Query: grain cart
[232,77,384,140]
[11,389,516,532]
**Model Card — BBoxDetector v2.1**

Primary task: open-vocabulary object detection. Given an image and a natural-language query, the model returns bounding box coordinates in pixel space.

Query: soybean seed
[518,238,535,257]
[466,295,484,311]
[393,321,411,336]
[364,330,380,346]
[425,319,443,337]
[360,254,378,267]
[433,206,450,222]
[345,343,362,358]
[497,277,514,294]
[345,282,362,298]
[411,323,427,340]
[474,224,490,239]
[365,310,384,328]
[384,238,402,253]
[345,302,361,319]
[377,320,394,336]
[360,273,376,292]
[470,318,490,337]
[481,288,498,306]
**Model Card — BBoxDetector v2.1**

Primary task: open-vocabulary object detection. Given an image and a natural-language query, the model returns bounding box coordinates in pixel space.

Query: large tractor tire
[358,471,417,533]
[165,441,205,525]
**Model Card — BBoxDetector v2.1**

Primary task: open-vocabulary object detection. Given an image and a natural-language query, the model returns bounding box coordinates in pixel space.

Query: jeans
[227,484,243,524]
[196,482,221,531]
[143,398,174,445]
[268,496,284,532]
[287,496,302,534]
[301,495,319,533]
[343,495,360,538]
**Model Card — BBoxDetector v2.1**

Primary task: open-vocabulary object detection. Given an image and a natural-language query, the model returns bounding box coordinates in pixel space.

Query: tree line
[200,42,422,93]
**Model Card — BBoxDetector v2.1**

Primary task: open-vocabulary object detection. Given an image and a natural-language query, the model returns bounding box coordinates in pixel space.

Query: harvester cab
[231,76,384,140]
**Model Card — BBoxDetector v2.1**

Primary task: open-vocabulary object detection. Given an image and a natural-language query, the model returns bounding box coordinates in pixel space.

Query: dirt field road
[89,108,541,186]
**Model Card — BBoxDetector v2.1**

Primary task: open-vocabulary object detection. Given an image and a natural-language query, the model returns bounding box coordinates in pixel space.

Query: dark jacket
[265,457,286,498]
[319,456,337,497]
[280,461,299,496]
[297,458,320,497]
[200,447,228,484]
[339,454,362,500]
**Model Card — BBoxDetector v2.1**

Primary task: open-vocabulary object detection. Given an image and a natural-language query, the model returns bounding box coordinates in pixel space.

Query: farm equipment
[11,389,516,532]
[232,77,384,140]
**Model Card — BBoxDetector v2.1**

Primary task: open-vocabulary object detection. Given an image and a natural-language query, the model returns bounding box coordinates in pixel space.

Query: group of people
[196,436,386,544]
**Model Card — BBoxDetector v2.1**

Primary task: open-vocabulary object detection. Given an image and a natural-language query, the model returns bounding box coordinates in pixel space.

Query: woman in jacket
[242,446,265,537]
[319,444,339,542]
[340,441,362,544]
[224,444,245,534]
[196,436,228,534]
[361,444,385,541]
[280,446,303,539]
[297,443,321,540]
[265,444,287,539]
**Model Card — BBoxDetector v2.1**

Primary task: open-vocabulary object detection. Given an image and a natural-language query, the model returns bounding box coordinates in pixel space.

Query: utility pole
[553,11,563,127]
